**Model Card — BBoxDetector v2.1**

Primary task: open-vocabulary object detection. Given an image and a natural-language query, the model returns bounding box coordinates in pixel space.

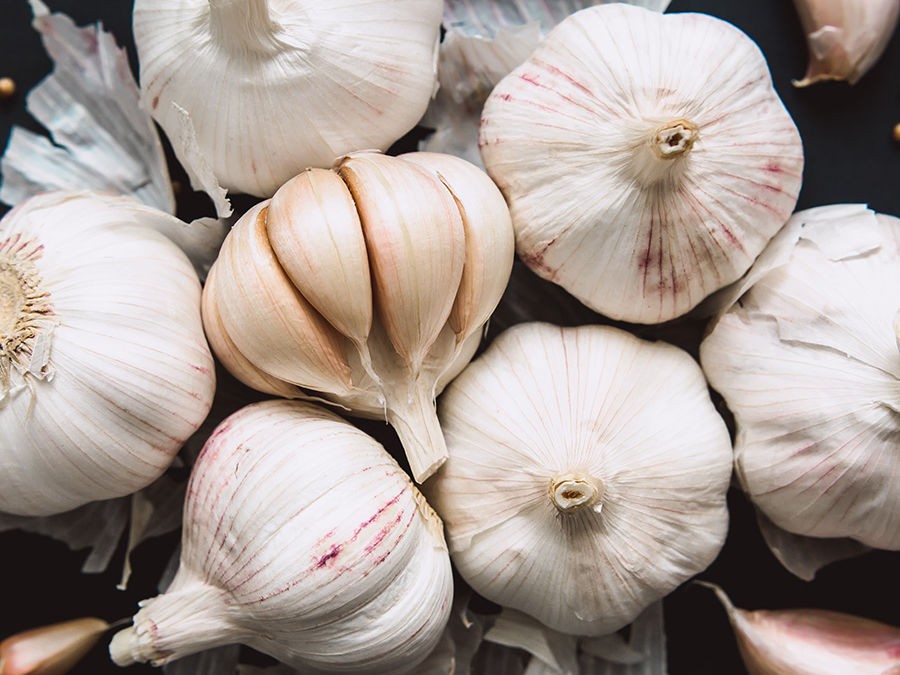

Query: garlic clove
[337,152,466,376]
[399,151,515,344]
[212,201,353,394]
[792,0,900,87]
[698,582,900,674]
[0,617,109,675]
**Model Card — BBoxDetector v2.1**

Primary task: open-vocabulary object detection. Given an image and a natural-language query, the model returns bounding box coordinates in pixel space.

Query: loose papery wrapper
[701,204,900,550]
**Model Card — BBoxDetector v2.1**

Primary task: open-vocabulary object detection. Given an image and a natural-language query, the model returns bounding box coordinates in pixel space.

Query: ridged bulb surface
[110,400,453,673]
[0,191,215,516]
[427,322,733,636]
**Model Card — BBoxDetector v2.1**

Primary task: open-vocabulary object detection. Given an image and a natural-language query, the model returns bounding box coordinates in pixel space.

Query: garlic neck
[549,473,604,514]
[208,0,283,54]
[629,118,699,187]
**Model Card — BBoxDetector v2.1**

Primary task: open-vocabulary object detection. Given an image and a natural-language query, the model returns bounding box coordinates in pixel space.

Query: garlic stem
[549,473,604,513]
[651,119,699,159]
[629,118,699,187]
[385,382,448,483]
[208,0,283,54]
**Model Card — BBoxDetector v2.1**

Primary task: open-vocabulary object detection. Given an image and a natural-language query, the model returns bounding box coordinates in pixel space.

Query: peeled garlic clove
[426,322,732,636]
[699,582,900,674]
[0,191,215,516]
[133,0,442,197]
[1,617,109,675]
[479,4,804,324]
[793,0,900,87]
[701,205,900,549]
[110,399,453,673]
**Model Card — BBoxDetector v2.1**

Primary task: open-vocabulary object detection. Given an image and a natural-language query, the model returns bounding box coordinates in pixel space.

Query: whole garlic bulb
[425,322,733,636]
[479,3,804,324]
[0,191,215,516]
[133,0,442,197]
[202,151,515,482]
[701,205,900,550]
[109,399,453,673]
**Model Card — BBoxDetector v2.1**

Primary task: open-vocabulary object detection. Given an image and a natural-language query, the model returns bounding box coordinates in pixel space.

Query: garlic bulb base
[550,473,604,513]
[651,119,698,159]
[386,383,447,483]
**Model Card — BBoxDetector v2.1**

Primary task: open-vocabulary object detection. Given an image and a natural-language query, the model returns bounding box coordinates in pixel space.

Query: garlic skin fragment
[701,205,900,550]
[109,400,453,674]
[479,4,804,324]
[132,0,442,198]
[426,322,733,636]
[0,617,109,675]
[793,0,900,87]
[0,191,215,516]
[202,151,515,482]
[699,582,900,675]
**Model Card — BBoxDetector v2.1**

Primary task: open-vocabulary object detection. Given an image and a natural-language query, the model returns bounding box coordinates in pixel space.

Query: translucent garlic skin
[133,0,442,197]
[426,322,733,636]
[701,205,900,550]
[0,191,215,516]
[109,400,453,673]
[201,151,515,483]
[479,3,804,324]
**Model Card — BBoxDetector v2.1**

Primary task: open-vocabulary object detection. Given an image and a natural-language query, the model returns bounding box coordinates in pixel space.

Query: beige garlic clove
[0,617,109,675]
[793,0,900,87]
[699,582,900,674]
[479,3,803,324]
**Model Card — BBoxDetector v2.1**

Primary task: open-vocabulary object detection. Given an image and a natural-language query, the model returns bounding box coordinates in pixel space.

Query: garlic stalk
[698,582,900,674]
[479,3,804,324]
[0,617,109,675]
[0,191,215,516]
[701,205,900,549]
[426,322,732,636]
[109,399,453,673]
[202,151,515,482]
[792,0,900,87]
[133,0,442,197]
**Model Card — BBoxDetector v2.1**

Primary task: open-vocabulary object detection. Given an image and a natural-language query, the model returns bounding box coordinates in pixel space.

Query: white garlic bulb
[109,399,453,673]
[426,322,733,636]
[701,204,900,550]
[133,0,442,197]
[202,151,515,482]
[0,191,215,517]
[479,3,804,324]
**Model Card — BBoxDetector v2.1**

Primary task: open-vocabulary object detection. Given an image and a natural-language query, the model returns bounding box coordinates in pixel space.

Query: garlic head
[479,3,804,324]
[202,151,515,482]
[426,322,733,636]
[110,399,453,673]
[0,191,215,516]
[133,0,442,197]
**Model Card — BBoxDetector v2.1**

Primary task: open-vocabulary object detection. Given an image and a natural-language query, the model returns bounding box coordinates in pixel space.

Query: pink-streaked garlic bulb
[110,400,453,673]
[479,3,804,324]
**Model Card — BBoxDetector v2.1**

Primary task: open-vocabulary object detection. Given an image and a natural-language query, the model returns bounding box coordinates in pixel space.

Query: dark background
[0,1,898,673]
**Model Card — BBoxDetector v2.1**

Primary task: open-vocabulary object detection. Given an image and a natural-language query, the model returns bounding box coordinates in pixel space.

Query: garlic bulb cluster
[0,191,215,517]
[793,0,900,86]
[701,204,900,550]
[479,3,804,324]
[202,150,515,482]
[133,0,442,197]
[426,322,733,636]
[109,399,453,673]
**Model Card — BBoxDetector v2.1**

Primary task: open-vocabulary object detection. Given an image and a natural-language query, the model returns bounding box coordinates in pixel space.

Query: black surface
[0,2,898,674]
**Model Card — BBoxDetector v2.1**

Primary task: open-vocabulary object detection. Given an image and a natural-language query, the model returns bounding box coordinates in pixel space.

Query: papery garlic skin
[202,151,515,482]
[110,400,453,674]
[793,0,900,86]
[426,322,732,636]
[0,191,215,516]
[701,205,900,549]
[479,4,803,324]
[133,0,442,197]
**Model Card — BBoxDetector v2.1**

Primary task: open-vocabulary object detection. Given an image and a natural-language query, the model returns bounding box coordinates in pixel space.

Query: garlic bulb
[0,191,215,516]
[202,151,515,482]
[109,399,453,673]
[793,0,900,86]
[479,3,804,324]
[426,322,733,636]
[699,582,900,674]
[0,617,109,675]
[133,0,442,197]
[701,204,900,550]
